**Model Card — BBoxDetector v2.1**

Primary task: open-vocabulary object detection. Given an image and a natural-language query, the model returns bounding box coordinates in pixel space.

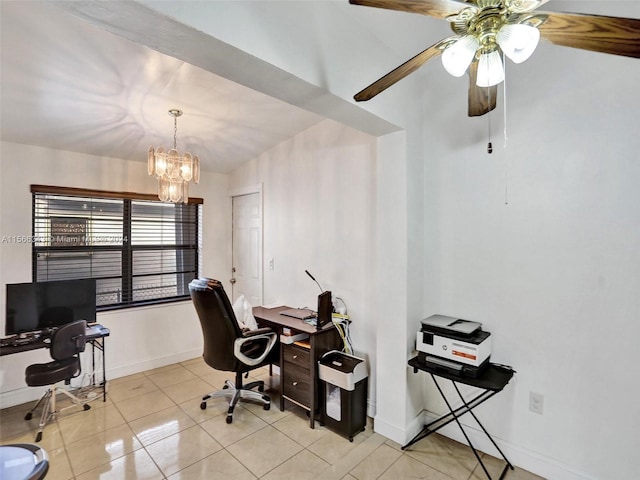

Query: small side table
[0,443,49,480]
[405,356,515,480]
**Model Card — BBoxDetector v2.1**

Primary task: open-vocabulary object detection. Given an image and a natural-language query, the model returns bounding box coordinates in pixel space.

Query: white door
[231,192,262,305]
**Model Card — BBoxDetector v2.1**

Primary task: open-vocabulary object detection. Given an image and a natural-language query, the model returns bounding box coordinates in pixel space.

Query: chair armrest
[242,327,274,338]
[234,330,278,366]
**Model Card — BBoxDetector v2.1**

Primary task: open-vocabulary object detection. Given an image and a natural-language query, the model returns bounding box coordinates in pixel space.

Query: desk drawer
[283,362,312,407]
[282,344,310,369]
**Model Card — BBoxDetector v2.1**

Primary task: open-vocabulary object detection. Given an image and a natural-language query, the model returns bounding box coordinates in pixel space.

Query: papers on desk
[261,303,284,309]
[280,332,310,344]
[85,324,108,338]
[280,327,309,344]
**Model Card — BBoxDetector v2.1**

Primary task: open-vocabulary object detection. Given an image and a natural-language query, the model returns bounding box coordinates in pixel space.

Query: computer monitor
[5,279,97,336]
[316,290,332,330]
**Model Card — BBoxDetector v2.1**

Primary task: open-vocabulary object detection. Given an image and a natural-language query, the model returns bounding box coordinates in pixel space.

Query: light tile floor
[0,357,545,479]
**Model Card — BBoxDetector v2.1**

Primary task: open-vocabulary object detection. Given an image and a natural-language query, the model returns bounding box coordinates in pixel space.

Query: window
[31,185,202,311]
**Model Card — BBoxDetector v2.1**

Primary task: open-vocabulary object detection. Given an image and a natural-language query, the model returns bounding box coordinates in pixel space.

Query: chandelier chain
[174,116,178,150]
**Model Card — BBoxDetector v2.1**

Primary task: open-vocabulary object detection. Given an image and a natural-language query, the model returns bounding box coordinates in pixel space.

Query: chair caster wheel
[258,384,264,392]
[200,402,207,410]
[25,412,33,421]
[83,404,91,411]
[35,432,42,443]
[349,437,354,442]
[222,385,229,390]
[226,415,233,424]
[263,403,270,411]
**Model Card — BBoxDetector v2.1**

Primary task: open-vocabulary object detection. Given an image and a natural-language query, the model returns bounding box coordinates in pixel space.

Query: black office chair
[189,278,279,424]
[24,320,91,442]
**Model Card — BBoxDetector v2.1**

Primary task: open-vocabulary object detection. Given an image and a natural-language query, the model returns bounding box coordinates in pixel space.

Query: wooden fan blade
[537,11,640,58]
[349,0,468,20]
[354,40,449,101]
[468,61,497,117]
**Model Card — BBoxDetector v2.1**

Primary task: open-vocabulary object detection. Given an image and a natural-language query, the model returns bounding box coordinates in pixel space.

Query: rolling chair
[24,320,91,442]
[189,278,279,424]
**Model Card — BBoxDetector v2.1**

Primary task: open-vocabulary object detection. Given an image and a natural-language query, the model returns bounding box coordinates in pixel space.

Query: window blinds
[32,186,201,310]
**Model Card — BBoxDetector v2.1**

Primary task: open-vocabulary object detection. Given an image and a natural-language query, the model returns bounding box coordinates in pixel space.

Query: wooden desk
[253,306,342,428]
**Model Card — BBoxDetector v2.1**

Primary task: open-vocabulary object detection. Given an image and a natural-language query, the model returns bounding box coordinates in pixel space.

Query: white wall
[0,141,230,407]
[421,3,640,478]
[228,119,379,409]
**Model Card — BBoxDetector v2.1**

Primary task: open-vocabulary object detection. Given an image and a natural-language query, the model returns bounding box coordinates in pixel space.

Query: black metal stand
[403,357,515,480]
[88,334,108,402]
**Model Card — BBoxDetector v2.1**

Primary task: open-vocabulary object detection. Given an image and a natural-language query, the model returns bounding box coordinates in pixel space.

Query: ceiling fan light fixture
[476,50,504,87]
[496,23,540,63]
[442,35,480,77]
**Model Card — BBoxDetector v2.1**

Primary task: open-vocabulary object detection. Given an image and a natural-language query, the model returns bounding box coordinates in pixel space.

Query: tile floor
[0,357,544,479]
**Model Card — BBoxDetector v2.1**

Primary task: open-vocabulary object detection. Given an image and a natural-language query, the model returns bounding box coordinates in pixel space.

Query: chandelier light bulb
[476,50,505,87]
[497,23,540,64]
[158,177,170,202]
[169,181,183,203]
[442,35,480,77]
[181,153,193,182]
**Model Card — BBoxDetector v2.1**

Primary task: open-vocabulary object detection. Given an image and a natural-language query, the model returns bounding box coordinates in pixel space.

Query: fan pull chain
[503,54,509,205]
[503,54,508,148]
[487,86,493,154]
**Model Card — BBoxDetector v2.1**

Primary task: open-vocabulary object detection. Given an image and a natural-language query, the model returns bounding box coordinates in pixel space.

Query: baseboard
[373,410,425,446]
[106,348,202,380]
[422,410,597,480]
[366,398,376,420]
[0,348,202,409]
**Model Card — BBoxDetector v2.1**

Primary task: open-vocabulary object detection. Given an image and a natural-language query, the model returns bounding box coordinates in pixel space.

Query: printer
[416,314,492,377]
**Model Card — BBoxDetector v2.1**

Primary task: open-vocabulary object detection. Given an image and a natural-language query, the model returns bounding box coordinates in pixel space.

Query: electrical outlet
[529,391,544,415]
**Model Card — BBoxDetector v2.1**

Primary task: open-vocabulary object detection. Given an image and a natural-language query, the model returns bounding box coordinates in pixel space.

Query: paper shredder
[318,350,368,441]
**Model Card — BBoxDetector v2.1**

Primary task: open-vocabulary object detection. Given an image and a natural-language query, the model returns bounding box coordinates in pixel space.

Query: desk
[253,306,342,428]
[0,324,110,402]
[405,356,515,480]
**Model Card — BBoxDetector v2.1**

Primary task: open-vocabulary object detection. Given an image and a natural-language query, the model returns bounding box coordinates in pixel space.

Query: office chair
[189,278,278,424]
[24,320,91,442]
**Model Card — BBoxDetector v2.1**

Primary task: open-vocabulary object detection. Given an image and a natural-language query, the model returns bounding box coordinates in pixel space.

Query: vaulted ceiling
[0,1,326,174]
[2,1,638,175]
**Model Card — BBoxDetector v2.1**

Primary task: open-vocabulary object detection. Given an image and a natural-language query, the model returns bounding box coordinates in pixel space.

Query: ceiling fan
[350,0,640,116]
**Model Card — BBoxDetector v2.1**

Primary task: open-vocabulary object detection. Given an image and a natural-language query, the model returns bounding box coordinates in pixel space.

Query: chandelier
[441,0,543,87]
[148,109,200,203]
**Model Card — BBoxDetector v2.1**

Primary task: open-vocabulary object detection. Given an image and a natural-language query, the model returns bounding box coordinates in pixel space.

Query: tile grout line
[313,432,386,480]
